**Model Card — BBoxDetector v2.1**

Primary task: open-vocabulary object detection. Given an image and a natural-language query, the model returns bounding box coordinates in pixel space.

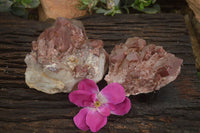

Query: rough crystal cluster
[25,18,108,94]
[105,37,183,96]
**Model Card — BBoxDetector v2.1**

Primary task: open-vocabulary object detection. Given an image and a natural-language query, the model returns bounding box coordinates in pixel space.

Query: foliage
[0,0,40,18]
[79,0,121,16]
[78,0,160,16]
[131,0,160,14]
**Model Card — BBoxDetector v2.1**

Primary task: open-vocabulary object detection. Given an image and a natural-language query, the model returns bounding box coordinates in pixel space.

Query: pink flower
[69,79,131,132]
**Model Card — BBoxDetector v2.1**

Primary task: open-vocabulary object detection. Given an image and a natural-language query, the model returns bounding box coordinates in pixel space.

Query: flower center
[94,101,101,108]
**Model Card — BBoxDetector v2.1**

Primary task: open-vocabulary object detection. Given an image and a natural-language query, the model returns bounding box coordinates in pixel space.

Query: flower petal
[78,79,99,94]
[106,103,116,111]
[100,83,125,104]
[111,97,131,116]
[86,109,107,132]
[97,104,110,117]
[69,90,94,107]
[73,108,89,131]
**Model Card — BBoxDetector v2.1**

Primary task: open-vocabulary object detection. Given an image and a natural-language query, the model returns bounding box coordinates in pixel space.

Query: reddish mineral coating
[34,18,87,65]
[105,37,183,96]
[25,18,108,94]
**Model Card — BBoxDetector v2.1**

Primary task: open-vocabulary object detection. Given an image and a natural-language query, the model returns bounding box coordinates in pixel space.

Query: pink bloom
[69,79,131,132]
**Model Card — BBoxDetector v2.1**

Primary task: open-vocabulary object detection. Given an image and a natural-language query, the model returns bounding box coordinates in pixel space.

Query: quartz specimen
[25,18,108,94]
[105,37,183,96]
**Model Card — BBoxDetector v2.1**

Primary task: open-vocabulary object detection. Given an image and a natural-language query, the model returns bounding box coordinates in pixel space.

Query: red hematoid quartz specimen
[25,18,108,94]
[105,37,183,96]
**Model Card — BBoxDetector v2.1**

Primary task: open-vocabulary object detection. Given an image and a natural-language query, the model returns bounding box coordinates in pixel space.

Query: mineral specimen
[105,37,183,96]
[25,18,108,94]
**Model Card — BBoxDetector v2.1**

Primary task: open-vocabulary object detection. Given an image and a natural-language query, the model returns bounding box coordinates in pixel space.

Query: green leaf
[134,0,139,5]
[21,0,31,7]
[131,3,135,8]
[124,6,129,14]
[152,0,156,4]
[21,0,32,7]
[10,2,28,18]
[114,9,122,14]
[0,0,13,12]
[81,0,89,5]
[100,0,106,4]
[114,5,119,10]
[87,0,98,13]
[88,0,98,9]
[104,9,113,15]
[103,8,121,16]
[139,3,144,10]
[141,4,160,14]
[25,0,40,8]
[143,0,152,7]
[95,8,107,14]
[78,4,88,10]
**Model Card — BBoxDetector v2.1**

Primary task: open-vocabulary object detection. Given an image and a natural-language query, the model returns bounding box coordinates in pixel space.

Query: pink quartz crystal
[25,18,108,94]
[105,37,183,96]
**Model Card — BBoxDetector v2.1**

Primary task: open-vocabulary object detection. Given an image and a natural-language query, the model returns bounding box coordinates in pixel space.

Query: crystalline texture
[105,37,183,96]
[25,18,108,94]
